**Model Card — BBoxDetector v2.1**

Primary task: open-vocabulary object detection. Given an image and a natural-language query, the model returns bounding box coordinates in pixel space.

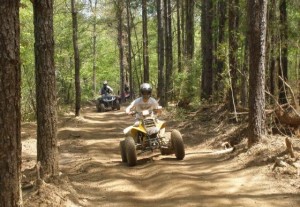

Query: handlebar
[128,111,136,116]
[127,108,162,117]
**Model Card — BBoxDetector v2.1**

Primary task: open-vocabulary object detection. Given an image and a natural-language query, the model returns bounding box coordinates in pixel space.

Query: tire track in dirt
[57,106,300,207]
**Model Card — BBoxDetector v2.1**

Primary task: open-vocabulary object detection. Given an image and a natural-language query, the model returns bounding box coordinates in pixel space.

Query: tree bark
[116,0,125,101]
[185,0,194,59]
[0,1,22,206]
[241,36,249,108]
[131,11,142,90]
[176,0,182,73]
[268,0,278,104]
[278,0,288,104]
[157,0,165,106]
[165,0,173,103]
[228,0,239,111]
[181,0,185,59]
[89,0,98,94]
[247,0,268,147]
[126,0,133,100]
[201,0,213,100]
[71,0,81,116]
[33,0,59,178]
[142,0,149,83]
[215,0,227,101]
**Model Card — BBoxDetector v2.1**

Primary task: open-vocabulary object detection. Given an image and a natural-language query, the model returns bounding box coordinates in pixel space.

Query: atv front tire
[100,103,105,112]
[116,100,120,110]
[96,100,101,112]
[119,140,127,162]
[171,129,185,160]
[96,104,100,112]
[125,137,137,166]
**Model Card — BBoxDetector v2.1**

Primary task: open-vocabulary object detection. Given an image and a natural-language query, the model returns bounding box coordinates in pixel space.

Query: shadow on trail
[58,107,129,141]
[57,106,300,207]
[61,149,300,207]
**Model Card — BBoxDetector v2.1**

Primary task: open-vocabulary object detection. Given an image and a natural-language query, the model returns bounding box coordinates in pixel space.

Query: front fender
[123,125,147,138]
[131,126,146,138]
[123,126,132,135]
[156,120,166,130]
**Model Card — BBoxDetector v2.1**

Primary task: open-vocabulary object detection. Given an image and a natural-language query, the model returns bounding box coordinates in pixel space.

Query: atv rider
[99,80,113,96]
[126,83,161,126]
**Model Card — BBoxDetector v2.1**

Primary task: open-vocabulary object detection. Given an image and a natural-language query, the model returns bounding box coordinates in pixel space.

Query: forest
[1,0,300,206]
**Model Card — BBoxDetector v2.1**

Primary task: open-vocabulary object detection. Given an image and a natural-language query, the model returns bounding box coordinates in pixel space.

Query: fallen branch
[209,147,234,155]
[279,76,299,110]
[185,147,235,156]
[221,142,232,149]
[275,107,300,127]
[272,157,288,171]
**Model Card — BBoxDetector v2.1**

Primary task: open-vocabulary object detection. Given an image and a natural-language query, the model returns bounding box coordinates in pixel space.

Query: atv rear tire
[119,140,127,162]
[171,129,185,160]
[125,137,137,166]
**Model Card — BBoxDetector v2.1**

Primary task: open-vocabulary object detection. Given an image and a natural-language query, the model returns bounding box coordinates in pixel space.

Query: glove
[127,111,135,115]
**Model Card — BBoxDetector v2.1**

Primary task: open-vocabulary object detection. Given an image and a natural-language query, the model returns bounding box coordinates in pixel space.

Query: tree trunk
[185,0,194,59]
[33,0,59,178]
[0,1,22,206]
[92,21,97,94]
[142,0,149,83]
[116,0,125,101]
[157,0,165,106]
[228,0,239,111]
[89,0,98,94]
[177,0,194,108]
[71,0,81,116]
[181,0,186,59]
[201,0,213,100]
[268,0,278,104]
[126,0,133,100]
[247,0,268,147]
[165,0,173,103]
[176,0,182,73]
[215,0,227,101]
[241,36,249,108]
[131,12,142,91]
[278,0,288,104]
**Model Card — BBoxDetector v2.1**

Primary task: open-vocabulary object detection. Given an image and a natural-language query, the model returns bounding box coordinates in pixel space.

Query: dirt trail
[22,106,300,207]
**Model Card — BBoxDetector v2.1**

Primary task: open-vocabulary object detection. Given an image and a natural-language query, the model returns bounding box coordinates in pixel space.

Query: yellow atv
[120,109,185,166]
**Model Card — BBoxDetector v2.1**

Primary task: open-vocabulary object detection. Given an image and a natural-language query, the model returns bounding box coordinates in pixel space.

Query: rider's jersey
[126,97,159,119]
[100,86,113,95]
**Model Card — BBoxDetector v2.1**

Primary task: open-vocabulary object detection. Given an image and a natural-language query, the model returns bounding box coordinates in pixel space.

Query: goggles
[142,91,151,95]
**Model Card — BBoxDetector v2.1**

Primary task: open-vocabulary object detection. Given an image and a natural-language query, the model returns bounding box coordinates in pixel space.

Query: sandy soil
[21,105,300,207]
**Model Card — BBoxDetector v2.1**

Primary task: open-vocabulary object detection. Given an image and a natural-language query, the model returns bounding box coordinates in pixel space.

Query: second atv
[96,94,120,112]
